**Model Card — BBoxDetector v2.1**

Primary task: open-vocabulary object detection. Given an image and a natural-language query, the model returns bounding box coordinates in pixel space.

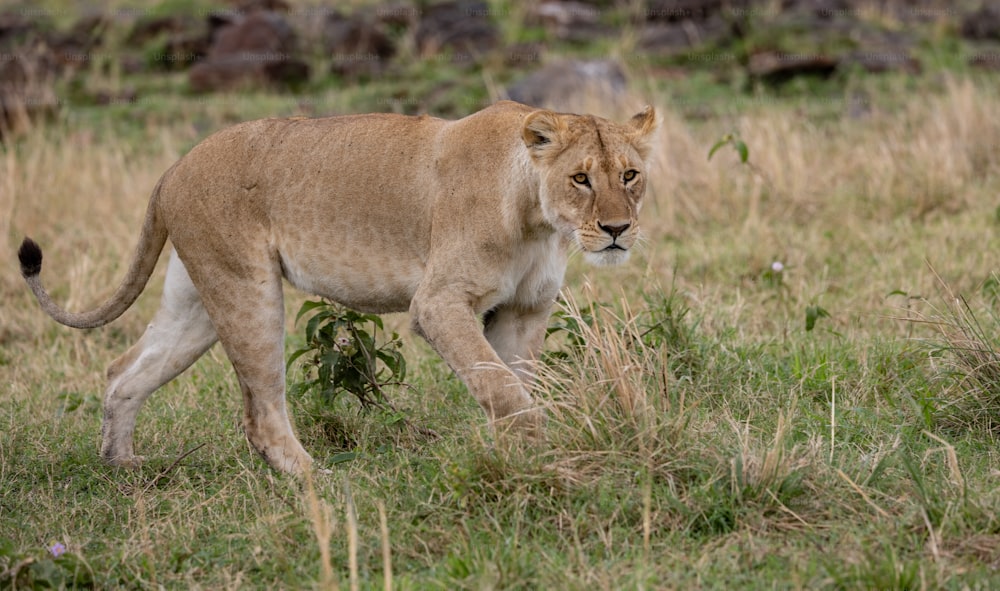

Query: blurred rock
[324,10,395,78]
[527,1,615,42]
[227,0,291,13]
[961,4,1000,41]
[843,49,920,74]
[93,87,138,105]
[784,0,852,18]
[189,11,310,92]
[128,15,210,71]
[638,16,731,53]
[969,52,1000,71]
[127,15,191,46]
[504,41,545,67]
[638,22,694,52]
[505,59,630,118]
[748,51,838,84]
[160,31,212,70]
[646,0,753,22]
[415,0,499,58]
[784,0,960,24]
[206,10,241,34]
[639,0,747,54]
[841,26,921,74]
[374,2,421,28]
[47,13,111,68]
[0,12,36,47]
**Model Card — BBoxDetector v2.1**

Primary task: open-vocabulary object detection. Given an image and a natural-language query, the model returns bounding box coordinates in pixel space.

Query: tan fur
[20,100,659,475]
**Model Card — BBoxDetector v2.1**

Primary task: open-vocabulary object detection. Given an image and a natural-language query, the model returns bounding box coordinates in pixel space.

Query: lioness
[18,100,659,475]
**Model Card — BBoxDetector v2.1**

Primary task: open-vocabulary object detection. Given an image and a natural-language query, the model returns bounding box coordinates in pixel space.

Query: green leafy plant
[707,131,777,193]
[288,300,407,411]
[544,301,599,363]
[708,132,749,163]
[805,305,830,332]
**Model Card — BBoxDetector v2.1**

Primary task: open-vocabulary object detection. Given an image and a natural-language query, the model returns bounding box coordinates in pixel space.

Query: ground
[3,1,1000,589]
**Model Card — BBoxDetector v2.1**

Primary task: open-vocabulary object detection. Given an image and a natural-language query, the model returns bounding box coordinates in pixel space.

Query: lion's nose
[598,222,630,239]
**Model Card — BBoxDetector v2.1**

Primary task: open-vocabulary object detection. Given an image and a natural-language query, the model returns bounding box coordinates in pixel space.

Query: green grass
[5,2,1000,588]
[6,281,1000,588]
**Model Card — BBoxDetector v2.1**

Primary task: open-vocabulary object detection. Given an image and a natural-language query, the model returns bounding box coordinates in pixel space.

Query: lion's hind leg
[180,250,314,476]
[102,251,218,467]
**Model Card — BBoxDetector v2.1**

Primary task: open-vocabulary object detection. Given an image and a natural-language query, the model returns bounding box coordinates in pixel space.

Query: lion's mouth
[584,243,631,267]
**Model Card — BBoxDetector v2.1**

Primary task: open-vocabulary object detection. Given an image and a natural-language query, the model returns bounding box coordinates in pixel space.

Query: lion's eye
[572,173,590,186]
[623,170,638,182]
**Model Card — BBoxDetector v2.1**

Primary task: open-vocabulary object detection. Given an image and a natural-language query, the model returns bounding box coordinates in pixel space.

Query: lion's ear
[522,110,567,161]
[627,105,660,161]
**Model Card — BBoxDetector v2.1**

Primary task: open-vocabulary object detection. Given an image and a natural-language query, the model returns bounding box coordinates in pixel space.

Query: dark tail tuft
[18,237,43,277]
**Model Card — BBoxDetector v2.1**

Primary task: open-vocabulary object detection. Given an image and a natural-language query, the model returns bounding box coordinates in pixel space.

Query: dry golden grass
[4,75,999,400]
[624,75,1000,343]
[3,128,180,331]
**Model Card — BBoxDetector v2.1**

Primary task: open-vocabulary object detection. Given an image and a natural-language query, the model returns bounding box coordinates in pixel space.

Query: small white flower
[770,261,784,273]
[335,337,352,349]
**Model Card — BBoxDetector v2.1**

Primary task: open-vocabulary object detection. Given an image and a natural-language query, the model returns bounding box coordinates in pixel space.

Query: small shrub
[288,300,407,412]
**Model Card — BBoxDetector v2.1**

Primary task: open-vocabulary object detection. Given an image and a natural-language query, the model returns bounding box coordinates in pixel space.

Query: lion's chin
[583,247,630,267]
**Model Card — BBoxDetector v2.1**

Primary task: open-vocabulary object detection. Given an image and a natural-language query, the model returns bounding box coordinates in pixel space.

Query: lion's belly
[279,249,423,314]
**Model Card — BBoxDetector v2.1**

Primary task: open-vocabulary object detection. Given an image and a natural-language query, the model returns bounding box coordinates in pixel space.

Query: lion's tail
[18,175,170,329]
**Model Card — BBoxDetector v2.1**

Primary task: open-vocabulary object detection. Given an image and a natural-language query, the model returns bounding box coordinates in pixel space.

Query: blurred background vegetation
[1,0,998,141]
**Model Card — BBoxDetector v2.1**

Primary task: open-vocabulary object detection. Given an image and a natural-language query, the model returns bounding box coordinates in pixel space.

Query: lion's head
[522,106,660,266]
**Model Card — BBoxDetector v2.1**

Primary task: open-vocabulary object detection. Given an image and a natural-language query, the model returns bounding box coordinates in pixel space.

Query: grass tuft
[919,267,1000,435]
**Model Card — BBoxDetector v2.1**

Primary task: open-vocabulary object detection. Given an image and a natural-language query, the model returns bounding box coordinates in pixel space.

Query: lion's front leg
[410,294,543,438]
[482,303,553,389]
